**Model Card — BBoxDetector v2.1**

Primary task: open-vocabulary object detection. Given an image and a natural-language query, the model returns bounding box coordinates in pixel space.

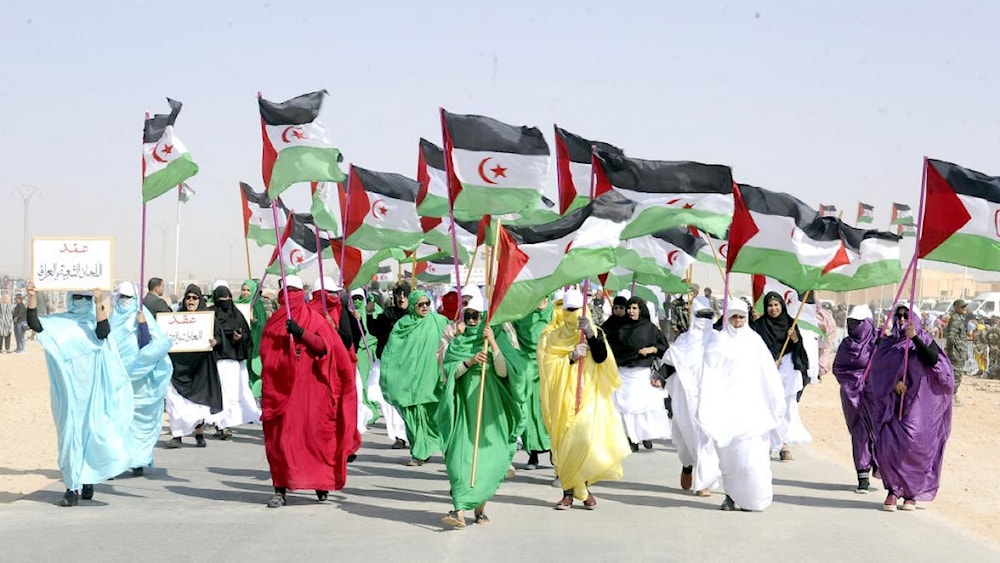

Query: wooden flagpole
[899,157,930,420]
[259,91,294,352]
[576,146,599,413]
[775,289,811,366]
[470,218,501,487]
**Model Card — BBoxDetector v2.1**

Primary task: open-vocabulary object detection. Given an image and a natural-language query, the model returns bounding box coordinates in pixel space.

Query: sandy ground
[2,340,999,546]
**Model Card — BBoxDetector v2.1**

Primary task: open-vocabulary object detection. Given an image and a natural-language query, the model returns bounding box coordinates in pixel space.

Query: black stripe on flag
[143,98,183,143]
[554,126,624,164]
[928,159,1000,205]
[738,184,843,242]
[838,222,901,252]
[287,214,330,254]
[259,90,327,126]
[504,191,634,245]
[651,228,708,257]
[594,149,733,195]
[353,166,420,203]
[241,182,288,214]
[419,138,446,171]
[443,110,549,155]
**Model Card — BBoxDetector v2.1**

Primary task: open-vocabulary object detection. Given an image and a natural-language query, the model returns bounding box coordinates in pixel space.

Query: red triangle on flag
[919,159,972,258]
[555,126,577,214]
[726,184,760,271]
[488,226,529,321]
[822,238,851,274]
[592,152,613,197]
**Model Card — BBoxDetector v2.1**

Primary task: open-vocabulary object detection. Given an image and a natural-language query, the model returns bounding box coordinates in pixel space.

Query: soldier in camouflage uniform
[985,321,1000,379]
[945,300,970,404]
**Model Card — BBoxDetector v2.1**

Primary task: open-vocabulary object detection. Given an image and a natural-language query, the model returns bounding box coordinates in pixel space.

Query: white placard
[32,237,114,291]
[158,312,216,353]
[235,303,253,324]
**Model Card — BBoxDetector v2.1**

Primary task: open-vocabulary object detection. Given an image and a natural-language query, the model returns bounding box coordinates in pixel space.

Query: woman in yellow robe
[537,289,631,510]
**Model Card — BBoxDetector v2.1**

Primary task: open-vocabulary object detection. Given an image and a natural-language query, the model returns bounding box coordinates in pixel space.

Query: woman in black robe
[608,297,671,451]
[750,291,812,460]
[209,285,261,438]
[165,284,222,448]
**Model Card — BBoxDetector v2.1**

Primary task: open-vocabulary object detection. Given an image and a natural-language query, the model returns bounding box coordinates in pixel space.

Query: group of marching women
[29,274,952,520]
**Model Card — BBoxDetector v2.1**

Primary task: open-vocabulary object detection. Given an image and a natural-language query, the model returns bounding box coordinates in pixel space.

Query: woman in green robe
[438,316,525,528]
[380,290,448,465]
[511,296,554,468]
[236,279,267,399]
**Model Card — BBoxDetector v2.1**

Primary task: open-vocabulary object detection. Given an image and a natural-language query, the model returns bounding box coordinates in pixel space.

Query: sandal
[779,449,793,462]
[441,510,466,528]
[474,511,491,525]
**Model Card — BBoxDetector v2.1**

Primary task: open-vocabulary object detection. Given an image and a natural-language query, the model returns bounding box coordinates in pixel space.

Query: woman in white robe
[699,300,787,511]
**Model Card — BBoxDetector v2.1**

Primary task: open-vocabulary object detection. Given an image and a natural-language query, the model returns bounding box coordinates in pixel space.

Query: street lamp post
[16,186,38,278]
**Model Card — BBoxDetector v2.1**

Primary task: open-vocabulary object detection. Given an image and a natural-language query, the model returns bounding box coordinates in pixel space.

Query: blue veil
[36,291,134,490]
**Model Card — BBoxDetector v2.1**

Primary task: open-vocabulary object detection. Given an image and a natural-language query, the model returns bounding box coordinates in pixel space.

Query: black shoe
[391,438,406,449]
[81,484,94,500]
[195,434,206,448]
[856,477,871,494]
[525,451,539,470]
[720,495,736,511]
[629,442,639,453]
[131,467,144,477]
[347,454,357,463]
[59,490,79,507]
[642,440,653,450]
[165,437,182,449]
[316,490,329,502]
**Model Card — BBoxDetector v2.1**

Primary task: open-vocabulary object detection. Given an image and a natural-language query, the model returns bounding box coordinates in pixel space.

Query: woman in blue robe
[110,282,173,475]
[26,282,133,507]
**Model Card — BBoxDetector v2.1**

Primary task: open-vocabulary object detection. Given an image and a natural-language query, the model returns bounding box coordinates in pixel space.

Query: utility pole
[16,186,38,278]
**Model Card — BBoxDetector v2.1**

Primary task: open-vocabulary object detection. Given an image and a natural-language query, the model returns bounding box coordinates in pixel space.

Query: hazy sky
[2,0,998,290]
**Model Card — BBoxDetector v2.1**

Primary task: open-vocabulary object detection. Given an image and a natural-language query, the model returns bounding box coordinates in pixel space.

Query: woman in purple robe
[868,302,953,512]
[832,305,878,494]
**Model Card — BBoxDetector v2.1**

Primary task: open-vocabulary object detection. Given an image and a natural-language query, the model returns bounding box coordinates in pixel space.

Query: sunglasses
[730,314,746,319]
[184,295,200,301]
[119,295,133,300]
[415,301,431,308]
[71,295,93,301]
[565,307,580,312]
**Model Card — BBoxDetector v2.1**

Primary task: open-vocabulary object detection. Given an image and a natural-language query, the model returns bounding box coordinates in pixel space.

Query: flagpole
[340,168,352,288]
[410,252,418,290]
[243,233,253,281]
[174,185,182,296]
[139,111,150,305]
[899,157,930,420]
[470,218,501,488]
[462,245,481,290]
[702,229,734,301]
[575,147,600,414]
[440,107,465,320]
[776,290,811,364]
[260,91,294,352]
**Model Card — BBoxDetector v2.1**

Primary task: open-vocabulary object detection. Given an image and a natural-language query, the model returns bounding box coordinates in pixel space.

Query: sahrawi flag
[441,109,550,219]
[752,275,822,335]
[696,228,730,265]
[816,223,902,291]
[899,223,917,238]
[727,184,850,292]
[819,204,837,217]
[918,158,1000,270]
[857,202,875,224]
[310,181,343,237]
[416,138,450,218]
[142,98,199,202]
[593,148,734,240]
[329,239,406,290]
[417,215,478,263]
[612,229,704,293]
[489,191,634,324]
[344,165,425,251]
[240,182,288,246]
[415,260,453,284]
[554,125,625,214]
[890,202,914,225]
[178,183,195,203]
[260,90,346,199]
[266,213,330,275]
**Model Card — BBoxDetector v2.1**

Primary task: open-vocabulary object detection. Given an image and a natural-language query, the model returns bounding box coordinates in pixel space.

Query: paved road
[1,423,995,562]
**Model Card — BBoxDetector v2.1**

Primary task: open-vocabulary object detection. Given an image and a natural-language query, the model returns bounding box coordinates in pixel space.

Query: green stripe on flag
[621,208,731,240]
[345,224,424,251]
[453,184,540,219]
[247,224,278,246]
[730,247,826,293]
[815,260,903,292]
[142,155,199,202]
[268,146,346,198]
[417,193,449,218]
[923,232,1000,271]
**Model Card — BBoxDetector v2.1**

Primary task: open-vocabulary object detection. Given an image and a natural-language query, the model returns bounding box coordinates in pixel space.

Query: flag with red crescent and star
[142,98,199,202]
[554,125,625,215]
[265,213,331,276]
[259,90,346,199]
[440,109,550,220]
[342,164,425,251]
[240,181,288,246]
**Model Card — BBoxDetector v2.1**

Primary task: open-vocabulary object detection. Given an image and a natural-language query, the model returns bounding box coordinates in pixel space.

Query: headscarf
[212,285,251,361]
[236,279,267,395]
[379,289,449,407]
[439,289,460,321]
[601,295,630,345]
[832,314,876,390]
[608,296,666,367]
[180,284,208,311]
[751,291,809,374]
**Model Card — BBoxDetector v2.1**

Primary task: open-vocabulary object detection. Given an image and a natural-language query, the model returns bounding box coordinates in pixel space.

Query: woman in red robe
[259,275,349,508]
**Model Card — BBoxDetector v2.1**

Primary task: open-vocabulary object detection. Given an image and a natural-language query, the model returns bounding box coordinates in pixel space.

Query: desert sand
[2,341,998,545]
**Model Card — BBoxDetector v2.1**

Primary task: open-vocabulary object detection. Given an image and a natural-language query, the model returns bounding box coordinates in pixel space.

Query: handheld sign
[32,237,114,291]
[158,311,215,353]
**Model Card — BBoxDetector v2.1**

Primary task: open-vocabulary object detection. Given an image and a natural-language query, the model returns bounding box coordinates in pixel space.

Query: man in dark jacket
[142,277,173,318]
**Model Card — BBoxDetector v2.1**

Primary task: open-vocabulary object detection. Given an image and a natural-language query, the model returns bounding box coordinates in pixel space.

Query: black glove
[286,319,304,338]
